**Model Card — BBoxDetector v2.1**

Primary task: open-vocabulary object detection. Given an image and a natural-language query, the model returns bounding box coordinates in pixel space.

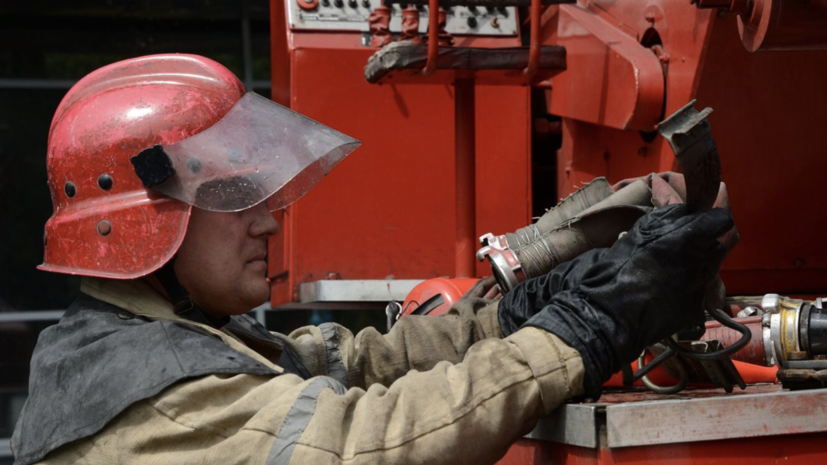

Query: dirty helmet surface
[41,53,360,279]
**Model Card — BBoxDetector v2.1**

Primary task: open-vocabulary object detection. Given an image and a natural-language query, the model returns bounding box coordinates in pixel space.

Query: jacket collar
[81,277,177,322]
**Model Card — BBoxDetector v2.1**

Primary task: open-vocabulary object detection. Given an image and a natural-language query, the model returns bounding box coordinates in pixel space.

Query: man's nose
[249,203,280,237]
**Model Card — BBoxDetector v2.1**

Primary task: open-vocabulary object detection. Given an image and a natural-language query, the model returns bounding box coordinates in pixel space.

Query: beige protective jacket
[38,278,584,465]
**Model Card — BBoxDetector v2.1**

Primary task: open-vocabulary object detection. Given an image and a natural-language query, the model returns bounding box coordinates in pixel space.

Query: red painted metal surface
[550,1,827,295]
[268,8,532,305]
[694,14,827,294]
[523,0,542,78]
[287,44,453,297]
[422,0,440,76]
[546,3,666,131]
[474,84,533,276]
[42,54,245,279]
[737,0,827,52]
[455,79,477,277]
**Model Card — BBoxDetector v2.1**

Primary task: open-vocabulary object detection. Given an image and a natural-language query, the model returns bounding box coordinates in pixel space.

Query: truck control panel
[288,0,518,36]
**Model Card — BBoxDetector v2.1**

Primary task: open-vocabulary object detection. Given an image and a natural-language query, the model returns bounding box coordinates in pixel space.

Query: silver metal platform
[298,279,423,303]
[527,385,827,449]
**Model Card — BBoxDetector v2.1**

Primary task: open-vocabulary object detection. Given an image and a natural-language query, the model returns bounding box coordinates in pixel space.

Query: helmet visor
[145,92,360,212]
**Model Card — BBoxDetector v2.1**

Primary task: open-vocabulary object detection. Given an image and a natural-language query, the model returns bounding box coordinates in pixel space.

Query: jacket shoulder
[12,294,277,465]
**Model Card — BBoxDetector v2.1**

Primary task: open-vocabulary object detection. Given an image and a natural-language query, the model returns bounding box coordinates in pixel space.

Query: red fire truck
[267,0,827,462]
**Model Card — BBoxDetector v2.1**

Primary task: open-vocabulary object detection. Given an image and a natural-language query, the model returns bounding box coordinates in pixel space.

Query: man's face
[174,202,280,316]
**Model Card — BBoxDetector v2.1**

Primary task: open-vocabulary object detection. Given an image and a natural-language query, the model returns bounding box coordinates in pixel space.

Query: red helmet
[41,54,359,279]
[400,278,479,317]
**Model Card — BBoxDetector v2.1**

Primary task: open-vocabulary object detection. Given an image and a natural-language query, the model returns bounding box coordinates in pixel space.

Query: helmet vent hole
[65,182,77,198]
[98,174,114,190]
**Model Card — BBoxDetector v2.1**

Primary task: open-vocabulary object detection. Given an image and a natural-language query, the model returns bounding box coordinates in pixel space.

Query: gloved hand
[613,171,739,250]
[498,247,608,336]
[462,275,503,301]
[515,205,734,398]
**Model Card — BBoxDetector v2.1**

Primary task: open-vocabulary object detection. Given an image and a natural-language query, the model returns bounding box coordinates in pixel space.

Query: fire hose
[478,101,752,393]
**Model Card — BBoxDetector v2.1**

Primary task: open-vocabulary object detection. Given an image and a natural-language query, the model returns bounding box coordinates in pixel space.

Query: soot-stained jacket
[13,277,584,465]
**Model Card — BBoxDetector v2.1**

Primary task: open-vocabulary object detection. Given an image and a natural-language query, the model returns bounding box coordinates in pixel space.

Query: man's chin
[242,280,271,310]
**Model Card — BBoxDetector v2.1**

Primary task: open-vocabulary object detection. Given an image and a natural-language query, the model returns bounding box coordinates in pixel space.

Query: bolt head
[97,220,112,236]
[97,174,114,190]
[64,181,77,198]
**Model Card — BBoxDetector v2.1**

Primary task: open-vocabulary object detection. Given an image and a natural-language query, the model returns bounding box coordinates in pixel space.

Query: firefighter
[12,54,733,465]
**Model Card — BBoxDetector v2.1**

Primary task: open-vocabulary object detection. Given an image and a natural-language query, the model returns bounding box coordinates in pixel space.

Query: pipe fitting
[476,246,525,293]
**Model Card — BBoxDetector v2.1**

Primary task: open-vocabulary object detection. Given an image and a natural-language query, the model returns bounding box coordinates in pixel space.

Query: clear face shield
[131,92,361,212]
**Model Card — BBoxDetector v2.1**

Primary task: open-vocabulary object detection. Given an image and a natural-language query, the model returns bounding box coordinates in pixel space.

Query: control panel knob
[348,0,357,7]
[467,16,477,28]
[334,0,343,7]
[362,0,371,7]
[298,0,320,11]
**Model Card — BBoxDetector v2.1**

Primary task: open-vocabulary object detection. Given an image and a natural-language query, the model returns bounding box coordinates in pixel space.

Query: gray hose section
[266,377,347,465]
[514,181,654,279]
[517,227,593,279]
[506,177,613,249]
[579,179,653,215]
[506,223,544,251]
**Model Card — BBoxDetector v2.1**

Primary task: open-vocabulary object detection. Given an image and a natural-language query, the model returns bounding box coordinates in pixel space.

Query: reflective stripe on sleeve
[266,377,347,465]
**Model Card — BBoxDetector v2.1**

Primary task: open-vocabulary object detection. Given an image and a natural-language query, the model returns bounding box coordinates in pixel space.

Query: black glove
[518,205,734,398]
[462,275,503,301]
[498,247,608,336]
